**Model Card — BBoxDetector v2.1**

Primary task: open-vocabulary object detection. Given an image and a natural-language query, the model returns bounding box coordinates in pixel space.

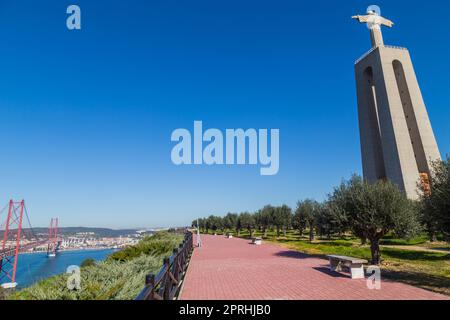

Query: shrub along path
[180,234,448,300]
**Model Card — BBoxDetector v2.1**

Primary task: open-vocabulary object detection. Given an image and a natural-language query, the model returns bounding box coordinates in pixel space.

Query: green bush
[9,231,184,300]
[108,232,183,262]
[0,286,7,300]
[80,258,96,268]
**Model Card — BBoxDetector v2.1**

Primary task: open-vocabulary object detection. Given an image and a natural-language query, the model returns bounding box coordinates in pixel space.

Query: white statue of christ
[352,7,394,48]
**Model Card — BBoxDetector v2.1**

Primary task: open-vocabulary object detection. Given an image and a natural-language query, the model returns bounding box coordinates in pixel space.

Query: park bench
[327,255,368,279]
[226,233,233,239]
[252,237,262,245]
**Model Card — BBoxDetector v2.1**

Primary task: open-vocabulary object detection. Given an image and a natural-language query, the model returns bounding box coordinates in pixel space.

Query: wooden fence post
[144,274,155,300]
[173,248,180,283]
[136,231,195,300]
[162,257,171,300]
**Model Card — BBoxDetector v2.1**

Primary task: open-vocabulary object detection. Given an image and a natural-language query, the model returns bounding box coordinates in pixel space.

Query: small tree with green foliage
[420,157,450,241]
[208,215,222,234]
[315,201,348,239]
[204,217,211,234]
[197,218,206,233]
[223,213,238,234]
[295,200,320,242]
[292,207,307,237]
[254,206,274,237]
[254,210,263,232]
[235,214,243,236]
[81,258,96,268]
[0,286,7,300]
[280,205,292,237]
[271,205,292,237]
[239,212,256,237]
[329,175,421,265]
[191,219,200,229]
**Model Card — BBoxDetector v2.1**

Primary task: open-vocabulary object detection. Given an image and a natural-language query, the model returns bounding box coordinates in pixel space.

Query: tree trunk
[309,228,314,242]
[370,240,381,265]
[249,228,253,238]
[361,237,367,245]
[429,231,437,242]
[237,229,240,237]
[283,228,287,237]
[276,227,280,237]
[263,228,267,238]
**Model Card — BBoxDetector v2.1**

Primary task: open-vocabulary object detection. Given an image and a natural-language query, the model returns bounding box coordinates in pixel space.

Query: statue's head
[366,5,380,16]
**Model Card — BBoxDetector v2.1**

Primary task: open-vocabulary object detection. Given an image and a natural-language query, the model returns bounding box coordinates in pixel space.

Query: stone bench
[252,237,262,245]
[327,255,368,279]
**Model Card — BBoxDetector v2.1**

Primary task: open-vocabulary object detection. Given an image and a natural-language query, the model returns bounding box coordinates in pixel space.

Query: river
[14,249,115,289]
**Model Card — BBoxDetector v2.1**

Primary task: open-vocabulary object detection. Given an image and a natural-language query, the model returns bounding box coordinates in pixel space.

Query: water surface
[14,249,114,288]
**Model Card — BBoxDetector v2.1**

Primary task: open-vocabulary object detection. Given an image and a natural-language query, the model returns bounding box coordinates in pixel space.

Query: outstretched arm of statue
[379,17,394,28]
[352,14,394,28]
[352,15,370,23]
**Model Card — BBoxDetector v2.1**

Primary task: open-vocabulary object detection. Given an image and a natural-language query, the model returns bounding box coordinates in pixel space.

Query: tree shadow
[274,238,304,244]
[274,250,318,260]
[382,248,450,262]
[433,247,450,252]
[382,269,450,296]
[312,266,350,279]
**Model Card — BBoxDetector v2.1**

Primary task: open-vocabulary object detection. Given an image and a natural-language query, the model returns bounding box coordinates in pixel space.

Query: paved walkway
[181,234,448,300]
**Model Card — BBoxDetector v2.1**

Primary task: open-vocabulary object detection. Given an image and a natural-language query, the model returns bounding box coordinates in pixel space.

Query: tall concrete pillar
[353,9,441,199]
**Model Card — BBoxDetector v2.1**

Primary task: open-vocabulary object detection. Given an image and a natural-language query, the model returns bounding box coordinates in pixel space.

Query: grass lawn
[203,229,450,296]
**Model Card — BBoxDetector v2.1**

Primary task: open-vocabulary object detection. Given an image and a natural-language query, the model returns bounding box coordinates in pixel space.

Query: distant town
[1,227,174,253]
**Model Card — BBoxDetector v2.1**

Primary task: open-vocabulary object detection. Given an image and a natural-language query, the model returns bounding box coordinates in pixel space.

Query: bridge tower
[47,218,59,257]
[0,200,25,289]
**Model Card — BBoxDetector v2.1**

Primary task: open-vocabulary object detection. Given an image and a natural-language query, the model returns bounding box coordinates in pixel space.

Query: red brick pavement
[180,234,448,300]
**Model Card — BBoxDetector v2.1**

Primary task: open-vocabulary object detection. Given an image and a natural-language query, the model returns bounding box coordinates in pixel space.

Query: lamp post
[196,219,202,247]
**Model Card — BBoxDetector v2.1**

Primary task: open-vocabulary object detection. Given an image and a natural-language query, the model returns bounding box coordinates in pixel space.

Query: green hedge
[9,231,184,300]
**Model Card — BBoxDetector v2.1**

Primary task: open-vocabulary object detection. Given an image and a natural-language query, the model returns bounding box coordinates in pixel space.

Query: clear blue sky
[0,0,448,228]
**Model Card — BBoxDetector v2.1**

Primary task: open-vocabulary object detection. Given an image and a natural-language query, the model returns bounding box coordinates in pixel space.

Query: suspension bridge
[0,200,60,289]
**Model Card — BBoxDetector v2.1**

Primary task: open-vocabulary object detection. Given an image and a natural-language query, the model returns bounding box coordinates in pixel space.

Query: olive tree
[420,157,450,241]
[315,202,348,239]
[207,215,223,234]
[329,175,421,265]
[235,214,243,236]
[203,217,211,234]
[198,218,206,233]
[258,205,274,237]
[271,205,292,237]
[295,200,320,242]
[223,213,239,234]
[0,286,7,300]
[239,212,256,237]
[292,206,307,238]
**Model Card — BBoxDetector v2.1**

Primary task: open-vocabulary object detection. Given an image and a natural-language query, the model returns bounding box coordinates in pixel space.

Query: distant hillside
[0,227,139,238]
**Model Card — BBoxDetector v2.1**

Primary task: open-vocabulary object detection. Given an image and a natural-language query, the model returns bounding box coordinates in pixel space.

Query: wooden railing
[135,231,194,300]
